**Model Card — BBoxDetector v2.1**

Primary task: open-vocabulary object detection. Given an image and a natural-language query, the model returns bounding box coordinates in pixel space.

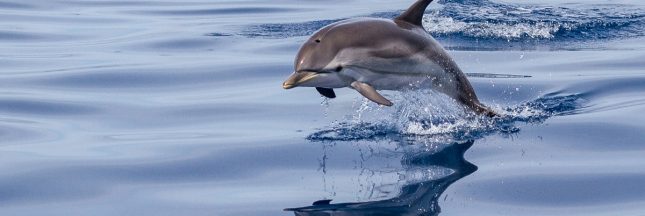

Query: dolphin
[282,0,496,116]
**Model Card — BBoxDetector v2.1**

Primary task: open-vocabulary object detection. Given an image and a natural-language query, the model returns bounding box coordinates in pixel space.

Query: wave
[239,0,645,49]
[430,0,644,40]
[307,90,584,143]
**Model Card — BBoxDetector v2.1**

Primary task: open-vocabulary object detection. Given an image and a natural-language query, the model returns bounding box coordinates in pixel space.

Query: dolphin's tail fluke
[471,102,498,117]
[478,105,498,117]
[456,93,498,117]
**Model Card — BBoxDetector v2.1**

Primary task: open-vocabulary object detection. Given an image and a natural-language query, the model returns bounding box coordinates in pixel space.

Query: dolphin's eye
[315,39,321,43]
[335,66,343,72]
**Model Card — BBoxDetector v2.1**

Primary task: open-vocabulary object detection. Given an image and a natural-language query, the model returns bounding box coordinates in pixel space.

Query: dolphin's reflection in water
[285,140,477,216]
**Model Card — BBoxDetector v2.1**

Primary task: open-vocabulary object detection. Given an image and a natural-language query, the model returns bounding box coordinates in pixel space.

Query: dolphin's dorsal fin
[395,0,434,26]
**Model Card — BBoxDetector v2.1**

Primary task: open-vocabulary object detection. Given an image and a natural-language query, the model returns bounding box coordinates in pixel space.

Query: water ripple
[133,7,300,16]
[466,173,645,206]
[0,98,100,116]
[0,1,33,9]
[25,64,286,89]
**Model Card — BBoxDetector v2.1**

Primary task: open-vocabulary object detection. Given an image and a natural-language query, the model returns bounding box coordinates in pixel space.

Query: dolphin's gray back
[314,18,457,74]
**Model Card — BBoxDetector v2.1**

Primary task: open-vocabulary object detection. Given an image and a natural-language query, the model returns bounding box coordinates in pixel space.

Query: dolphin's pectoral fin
[316,87,336,98]
[351,81,393,106]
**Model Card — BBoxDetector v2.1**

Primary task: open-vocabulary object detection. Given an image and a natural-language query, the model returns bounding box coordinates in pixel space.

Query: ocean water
[1,0,645,215]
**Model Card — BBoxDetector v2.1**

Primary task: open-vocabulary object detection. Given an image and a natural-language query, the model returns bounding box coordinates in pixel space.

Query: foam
[308,90,583,143]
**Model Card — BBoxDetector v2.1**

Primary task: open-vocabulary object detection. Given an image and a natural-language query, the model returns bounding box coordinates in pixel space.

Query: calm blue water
[1,0,645,215]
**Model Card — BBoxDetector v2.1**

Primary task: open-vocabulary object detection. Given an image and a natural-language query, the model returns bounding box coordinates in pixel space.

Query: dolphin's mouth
[282,71,319,89]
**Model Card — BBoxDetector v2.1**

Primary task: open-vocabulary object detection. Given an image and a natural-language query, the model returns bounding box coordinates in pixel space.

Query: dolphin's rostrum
[282,0,496,116]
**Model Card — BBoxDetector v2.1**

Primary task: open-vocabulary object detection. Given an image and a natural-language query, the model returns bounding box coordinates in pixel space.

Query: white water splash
[423,14,567,40]
[308,90,581,143]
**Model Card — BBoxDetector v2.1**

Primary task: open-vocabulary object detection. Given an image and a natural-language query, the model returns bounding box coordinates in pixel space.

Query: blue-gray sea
[1,0,645,215]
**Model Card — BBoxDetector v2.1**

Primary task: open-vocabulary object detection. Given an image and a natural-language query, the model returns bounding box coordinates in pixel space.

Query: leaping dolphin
[282,0,496,116]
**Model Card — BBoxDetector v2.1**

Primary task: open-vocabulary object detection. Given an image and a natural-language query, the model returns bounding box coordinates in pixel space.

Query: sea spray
[308,90,584,143]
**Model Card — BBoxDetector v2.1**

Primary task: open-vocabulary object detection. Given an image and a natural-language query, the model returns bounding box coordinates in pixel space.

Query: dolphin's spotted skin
[282,0,495,116]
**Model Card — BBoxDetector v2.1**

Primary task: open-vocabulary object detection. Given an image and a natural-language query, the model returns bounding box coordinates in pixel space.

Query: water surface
[1,0,645,215]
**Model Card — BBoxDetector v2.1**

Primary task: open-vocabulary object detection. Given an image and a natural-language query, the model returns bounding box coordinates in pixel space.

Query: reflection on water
[286,140,477,216]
